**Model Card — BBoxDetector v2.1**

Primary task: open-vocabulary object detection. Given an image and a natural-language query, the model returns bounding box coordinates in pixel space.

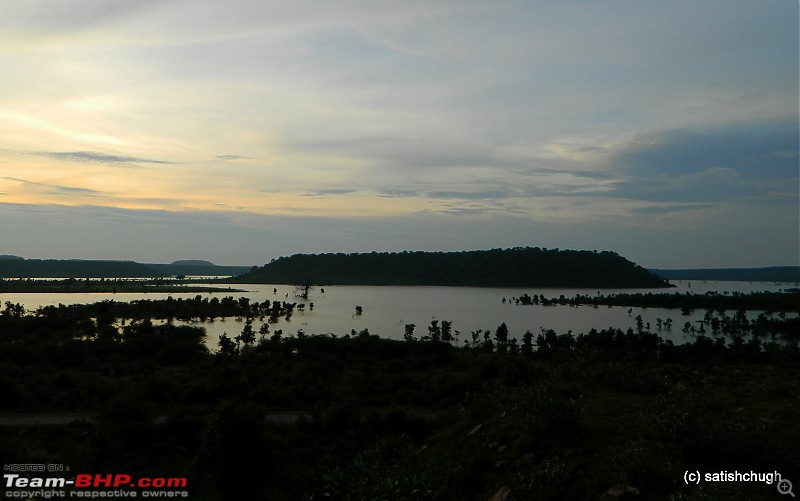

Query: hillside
[229,248,672,288]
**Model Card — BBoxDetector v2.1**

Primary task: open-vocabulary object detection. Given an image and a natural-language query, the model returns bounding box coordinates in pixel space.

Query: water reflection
[6,280,794,350]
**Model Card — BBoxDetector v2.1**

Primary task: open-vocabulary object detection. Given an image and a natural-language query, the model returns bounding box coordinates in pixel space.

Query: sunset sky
[1,0,797,268]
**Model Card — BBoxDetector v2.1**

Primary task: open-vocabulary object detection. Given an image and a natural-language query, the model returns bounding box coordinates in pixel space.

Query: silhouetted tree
[237,318,256,348]
[522,330,534,357]
[218,333,237,355]
[428,320,441,342]
[441,320,453,343]
[404,323,416,342]
[495,322,509,353]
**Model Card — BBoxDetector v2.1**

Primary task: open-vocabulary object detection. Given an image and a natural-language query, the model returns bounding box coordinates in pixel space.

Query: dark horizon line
[1,253,798,272]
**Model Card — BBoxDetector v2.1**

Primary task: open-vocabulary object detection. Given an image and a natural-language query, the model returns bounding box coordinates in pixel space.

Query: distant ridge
[171,259,215,266]
[0,259,163,278]
[148,262,252,277]
[229,248,672,288]
[651,266,800,283]
[0,258,251,278]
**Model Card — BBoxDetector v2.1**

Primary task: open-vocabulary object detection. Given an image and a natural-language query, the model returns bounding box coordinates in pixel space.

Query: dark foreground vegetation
[1,292,798,500]
[231,247,671,288]
[578,289,800,313]
[651,266,800,283]
[507,289,800,312]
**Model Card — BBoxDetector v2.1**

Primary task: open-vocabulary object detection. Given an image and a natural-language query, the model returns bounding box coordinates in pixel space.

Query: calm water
[2,280,796,350]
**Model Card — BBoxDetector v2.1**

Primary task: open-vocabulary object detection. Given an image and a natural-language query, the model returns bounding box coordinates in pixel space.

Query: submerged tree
[404,323,416,342]
[294,283,313,300]
[237,318,256,348]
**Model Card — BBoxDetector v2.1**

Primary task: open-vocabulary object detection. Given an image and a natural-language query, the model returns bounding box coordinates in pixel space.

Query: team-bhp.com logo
[5,473,189,498]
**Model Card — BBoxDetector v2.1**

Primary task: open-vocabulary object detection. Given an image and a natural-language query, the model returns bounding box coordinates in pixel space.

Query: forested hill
[230,248,672,288]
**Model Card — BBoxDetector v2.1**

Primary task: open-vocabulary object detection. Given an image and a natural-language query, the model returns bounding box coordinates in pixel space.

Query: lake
[2,280,796,350]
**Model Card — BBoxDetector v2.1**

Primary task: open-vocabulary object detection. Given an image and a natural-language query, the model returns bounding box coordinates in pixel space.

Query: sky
[0,0,797,268]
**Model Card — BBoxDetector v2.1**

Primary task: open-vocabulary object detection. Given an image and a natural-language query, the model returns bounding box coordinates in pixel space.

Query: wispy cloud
[421,195,531,217]
[611,120,799,178]
[548,119,800,205]
[3,176,104,196]
[294,135,525,171]
[377,188,423,198]
[30,151,174,166]
[52,185,102,194]
[216,154,251,161]
[517,168,614,181]
[302,189,358,197]
[427,190,509,200]
[631,203,714,215]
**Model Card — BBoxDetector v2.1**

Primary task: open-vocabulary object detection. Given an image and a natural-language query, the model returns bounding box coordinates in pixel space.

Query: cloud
[570,119,800,205]
[216,154,251,161]
[293,135,525,171]
[427,190,509,200]
[517,168,614,181]
[301,189,358,197]
[422,196,530,217]
[631,203,714,215]
[1,1,163,37]
[52,185,102,195]
[30,151,174,166]
[377,188,423,198]
[3,176,103,196]
[612,119,798,177]
[428,206,493,216]
[380,185,521,202]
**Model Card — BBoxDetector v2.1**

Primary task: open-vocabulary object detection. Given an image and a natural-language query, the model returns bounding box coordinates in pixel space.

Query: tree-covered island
[227,247,671,288]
